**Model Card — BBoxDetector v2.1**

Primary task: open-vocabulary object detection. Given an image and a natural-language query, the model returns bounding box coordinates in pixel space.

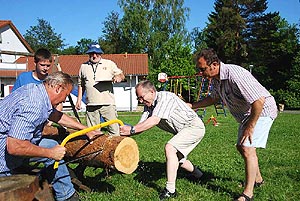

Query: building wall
[0,75,140,111]
[0,25,29,63]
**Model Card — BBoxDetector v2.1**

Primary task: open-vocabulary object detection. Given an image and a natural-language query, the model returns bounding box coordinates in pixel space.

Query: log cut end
[114,137,139,174]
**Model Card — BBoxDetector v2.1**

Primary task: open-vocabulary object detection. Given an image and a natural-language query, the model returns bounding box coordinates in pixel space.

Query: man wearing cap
[76,43,125,135]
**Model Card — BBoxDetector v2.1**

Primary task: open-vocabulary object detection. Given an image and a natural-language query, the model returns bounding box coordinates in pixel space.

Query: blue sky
[1,0,299,47]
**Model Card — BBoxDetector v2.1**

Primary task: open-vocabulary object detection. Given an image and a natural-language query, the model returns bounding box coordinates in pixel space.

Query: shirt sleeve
[78,66,83,87]
[233,72,267,104]
[111,61,123,76]
[138,110,150,123]
[8,104,43,141]
[12,75,22,92]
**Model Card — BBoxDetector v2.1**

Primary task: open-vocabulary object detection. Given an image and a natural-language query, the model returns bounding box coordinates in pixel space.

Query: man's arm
[240,97,265,145]
[6,137,66,161]
[120,116,161,136]
[48,110,102,140]
[190,96,219,109]
[49,110,86,130]
[75,85,84,110]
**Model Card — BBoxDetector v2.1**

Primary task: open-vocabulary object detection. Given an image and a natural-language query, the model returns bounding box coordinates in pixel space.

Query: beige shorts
[168,118,205,159]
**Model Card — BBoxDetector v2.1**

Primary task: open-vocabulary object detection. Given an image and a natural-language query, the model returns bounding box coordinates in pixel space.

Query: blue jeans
[30,138,75,201]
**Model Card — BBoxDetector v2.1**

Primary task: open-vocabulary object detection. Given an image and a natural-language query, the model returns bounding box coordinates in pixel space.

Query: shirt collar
[38,84,54,114]
[219,62,229,81]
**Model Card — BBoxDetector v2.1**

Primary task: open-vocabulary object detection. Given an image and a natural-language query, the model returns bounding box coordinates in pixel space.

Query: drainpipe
[129,75,132,111]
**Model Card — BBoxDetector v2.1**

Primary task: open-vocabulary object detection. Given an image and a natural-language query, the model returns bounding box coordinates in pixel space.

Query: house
[0,20,34,96]
[0,20,149,111]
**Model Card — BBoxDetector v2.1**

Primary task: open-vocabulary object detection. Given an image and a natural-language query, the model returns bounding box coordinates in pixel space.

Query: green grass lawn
[71,106,300,201]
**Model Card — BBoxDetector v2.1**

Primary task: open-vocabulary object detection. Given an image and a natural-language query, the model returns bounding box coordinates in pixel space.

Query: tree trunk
[65,135,139,174]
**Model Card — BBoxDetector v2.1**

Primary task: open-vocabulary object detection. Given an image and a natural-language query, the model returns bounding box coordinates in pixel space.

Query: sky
[1,0,299,47]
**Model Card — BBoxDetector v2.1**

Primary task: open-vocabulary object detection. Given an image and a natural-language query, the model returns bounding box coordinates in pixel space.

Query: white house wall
[0,24,29,63]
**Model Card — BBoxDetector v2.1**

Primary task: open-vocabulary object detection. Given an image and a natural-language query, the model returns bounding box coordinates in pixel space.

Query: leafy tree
[24,18,65,53]
[75,38,96,54]
[59,38,95,55]
[274,45,300,109]
[248,13,299,91]
[60,46,77,55]
[118,1,150,54]
[204,0,246,63]
[115,0,191,86]
[100,11,122,53]
[190,27,208,53]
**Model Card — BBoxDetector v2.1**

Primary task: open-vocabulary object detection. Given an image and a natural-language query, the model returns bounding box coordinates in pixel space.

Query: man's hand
[120,125,131,136]
[75,101,81,110]
[86,130,103,144]
[186,102,192,108]
[113,74,124,83]
[50,145,66,161]
[239,125,254,145]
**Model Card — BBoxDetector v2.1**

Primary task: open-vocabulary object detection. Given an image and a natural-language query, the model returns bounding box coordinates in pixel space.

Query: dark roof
[0,20,34,53]
[0,54,149,77]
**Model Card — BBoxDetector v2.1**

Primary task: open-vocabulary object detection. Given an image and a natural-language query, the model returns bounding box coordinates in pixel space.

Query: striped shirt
[0,83,53,173]
[210,62,278,123]
[139,91,200,134]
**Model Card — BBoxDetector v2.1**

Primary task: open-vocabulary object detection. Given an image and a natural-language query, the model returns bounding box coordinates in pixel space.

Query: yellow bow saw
[53,119,124,169]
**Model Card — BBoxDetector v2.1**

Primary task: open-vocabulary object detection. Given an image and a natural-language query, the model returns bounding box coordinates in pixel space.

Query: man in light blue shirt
[0,72,100,201]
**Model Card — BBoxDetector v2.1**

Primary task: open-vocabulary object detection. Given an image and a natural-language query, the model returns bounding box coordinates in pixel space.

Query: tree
[115,0,191,86]
[118,0,151,54]
[248,13,299,91]
[204,0,248,63]
[100,11,122,54]
[75,38,96,54]
[24,18,65,53]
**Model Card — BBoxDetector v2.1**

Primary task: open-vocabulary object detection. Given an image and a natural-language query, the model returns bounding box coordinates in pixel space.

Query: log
[42,125,59,136]
[0,174,54,201]
[65,135,139,174]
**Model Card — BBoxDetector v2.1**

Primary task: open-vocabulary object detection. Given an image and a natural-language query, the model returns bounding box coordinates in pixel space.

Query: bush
[272,89,300,109]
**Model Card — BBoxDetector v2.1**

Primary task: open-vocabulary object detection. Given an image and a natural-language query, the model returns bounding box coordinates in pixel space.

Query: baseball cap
[86,43,104,54]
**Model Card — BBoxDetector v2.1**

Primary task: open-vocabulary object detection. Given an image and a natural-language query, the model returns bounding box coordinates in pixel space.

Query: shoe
[186,167,203,183]
[66,192,80,201]
[234,193,254,201]
[159,188,177,200]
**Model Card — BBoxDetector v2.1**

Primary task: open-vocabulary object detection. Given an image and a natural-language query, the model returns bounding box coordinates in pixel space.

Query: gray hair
[135,80,156,91]
[44,71,74,88]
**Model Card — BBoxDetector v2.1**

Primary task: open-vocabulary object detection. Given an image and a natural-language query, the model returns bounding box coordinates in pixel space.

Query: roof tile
[1,53,148,77]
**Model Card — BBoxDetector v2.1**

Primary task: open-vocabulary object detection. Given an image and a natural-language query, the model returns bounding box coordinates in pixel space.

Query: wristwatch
[130,126,136,135]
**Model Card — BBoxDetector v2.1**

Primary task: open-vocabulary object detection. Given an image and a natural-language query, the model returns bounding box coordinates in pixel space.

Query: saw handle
[53,119,124,169]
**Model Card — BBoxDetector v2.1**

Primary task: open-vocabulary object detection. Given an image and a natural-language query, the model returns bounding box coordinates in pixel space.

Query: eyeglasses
[39,63,51,67]
[136,91,150,102]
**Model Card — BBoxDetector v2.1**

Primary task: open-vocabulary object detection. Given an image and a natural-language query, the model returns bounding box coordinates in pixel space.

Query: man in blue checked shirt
[0,71,100,201]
